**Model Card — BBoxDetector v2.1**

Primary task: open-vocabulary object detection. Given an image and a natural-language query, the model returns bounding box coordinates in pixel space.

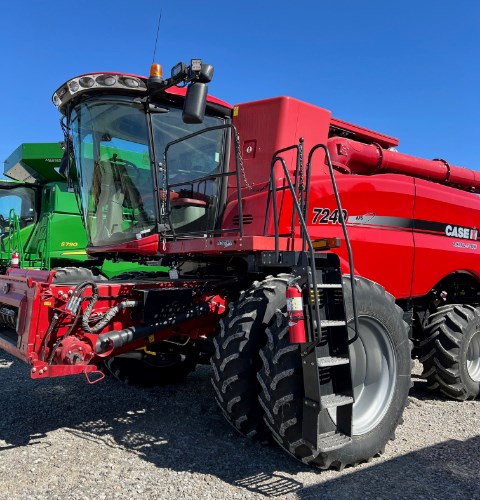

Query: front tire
[257,276,411,469]
[211,275,290,440]
[420,304,480,400]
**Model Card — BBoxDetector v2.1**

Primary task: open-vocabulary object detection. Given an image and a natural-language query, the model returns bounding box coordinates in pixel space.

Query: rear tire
[211,275,290,440]
[420,304,480,400]
[257,276,411,469]
[52,267,106,283]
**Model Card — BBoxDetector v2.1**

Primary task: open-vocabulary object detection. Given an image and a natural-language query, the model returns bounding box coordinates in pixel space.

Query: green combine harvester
[1,142,166,278]
[1,143,89,271]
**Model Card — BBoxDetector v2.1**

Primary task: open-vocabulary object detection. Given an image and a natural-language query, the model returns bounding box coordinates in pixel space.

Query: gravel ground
[0,353,478,500]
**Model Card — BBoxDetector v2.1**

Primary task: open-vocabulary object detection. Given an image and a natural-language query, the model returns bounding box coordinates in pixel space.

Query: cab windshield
[70,97,225,247]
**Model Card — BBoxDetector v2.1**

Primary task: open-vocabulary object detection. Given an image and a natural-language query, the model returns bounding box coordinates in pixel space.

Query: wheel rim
[466,331,480,382]
[329,315,397,435]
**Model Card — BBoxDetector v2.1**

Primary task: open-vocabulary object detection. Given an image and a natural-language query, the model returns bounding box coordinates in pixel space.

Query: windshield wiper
[148,104,169,114]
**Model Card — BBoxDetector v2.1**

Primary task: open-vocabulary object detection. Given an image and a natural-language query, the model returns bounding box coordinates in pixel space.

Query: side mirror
[198,64,214,83]
[182,82,208,124]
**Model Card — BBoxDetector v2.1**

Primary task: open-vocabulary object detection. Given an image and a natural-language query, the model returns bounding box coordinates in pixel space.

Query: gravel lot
[0,353,478,499]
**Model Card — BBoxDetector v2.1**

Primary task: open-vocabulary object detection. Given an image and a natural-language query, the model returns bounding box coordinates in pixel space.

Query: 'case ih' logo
[445,225,478,240]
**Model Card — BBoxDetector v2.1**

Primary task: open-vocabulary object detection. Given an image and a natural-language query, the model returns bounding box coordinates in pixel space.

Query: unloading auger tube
[327,137,480,192]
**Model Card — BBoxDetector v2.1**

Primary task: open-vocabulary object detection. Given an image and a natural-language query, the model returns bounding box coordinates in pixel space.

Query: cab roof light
[150,63,163,79]
[171,62,186,79]
[191,59,202,72]
[79,76,95,88]
[120,77,140,88]
[96,75,116,86]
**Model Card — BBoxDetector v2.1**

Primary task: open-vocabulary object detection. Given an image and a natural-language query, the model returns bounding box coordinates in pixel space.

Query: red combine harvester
[0,59,478,470]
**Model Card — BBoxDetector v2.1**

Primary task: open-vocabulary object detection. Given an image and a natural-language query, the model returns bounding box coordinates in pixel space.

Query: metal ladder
[265,140,357,452]
[299,255,353,451]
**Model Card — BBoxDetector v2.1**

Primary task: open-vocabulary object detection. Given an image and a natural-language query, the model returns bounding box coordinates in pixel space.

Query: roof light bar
[53,59,214,114]
[52,73,147,111]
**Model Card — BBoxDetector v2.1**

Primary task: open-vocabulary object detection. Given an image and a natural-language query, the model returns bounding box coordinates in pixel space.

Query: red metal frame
[0,268,227,379]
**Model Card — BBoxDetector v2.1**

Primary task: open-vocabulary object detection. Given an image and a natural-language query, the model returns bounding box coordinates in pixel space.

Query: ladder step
[317,356,350,367]
[316,283,342,289]
[320,394,354,409]
[316,431,352,452]
[319,320,346,327]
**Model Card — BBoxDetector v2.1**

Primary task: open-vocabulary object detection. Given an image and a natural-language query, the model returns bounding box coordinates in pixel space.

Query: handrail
[263,143,301,239]
[163,123,244,240]
[7,209,23,262]
[265,140,360,345]
[43,213,52,270]
[266,151,322,341]
[307,144,360,344]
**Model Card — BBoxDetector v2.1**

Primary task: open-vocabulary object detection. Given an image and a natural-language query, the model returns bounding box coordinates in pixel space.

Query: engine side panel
[411,178,480,297]
[226,172,480,300]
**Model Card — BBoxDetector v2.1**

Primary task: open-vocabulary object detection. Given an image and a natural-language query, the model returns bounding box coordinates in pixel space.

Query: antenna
[152,8,163,64]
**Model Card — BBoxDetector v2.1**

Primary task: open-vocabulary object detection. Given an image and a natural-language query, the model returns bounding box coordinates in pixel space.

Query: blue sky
[2,0,479,171]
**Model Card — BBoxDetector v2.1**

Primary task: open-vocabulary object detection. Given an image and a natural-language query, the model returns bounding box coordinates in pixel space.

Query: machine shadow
[0,353,305,497]
[298,436,480,499]
[1,352,477,498]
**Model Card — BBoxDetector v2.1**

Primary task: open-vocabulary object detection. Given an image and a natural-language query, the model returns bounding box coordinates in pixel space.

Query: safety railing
[264,140,360,344]
[163,123,245,240]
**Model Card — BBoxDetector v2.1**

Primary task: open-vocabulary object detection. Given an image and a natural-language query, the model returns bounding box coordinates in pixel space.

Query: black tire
[211,274,290,440]
[52,267,107,284]
[257,276,411,470]
[105,353,196,388]
[420,304,480,400]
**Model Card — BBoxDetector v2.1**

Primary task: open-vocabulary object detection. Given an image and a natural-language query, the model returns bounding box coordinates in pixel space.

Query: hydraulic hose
[83,299,141,334]
[65,280,141,334]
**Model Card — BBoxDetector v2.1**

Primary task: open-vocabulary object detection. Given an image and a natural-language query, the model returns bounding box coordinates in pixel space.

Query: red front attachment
[286,284,306,343]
